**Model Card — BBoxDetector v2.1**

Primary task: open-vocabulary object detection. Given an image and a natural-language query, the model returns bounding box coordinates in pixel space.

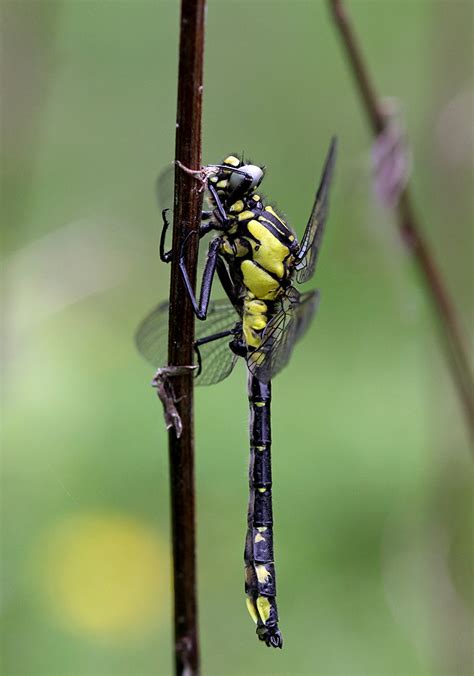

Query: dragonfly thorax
[219,193,299,303]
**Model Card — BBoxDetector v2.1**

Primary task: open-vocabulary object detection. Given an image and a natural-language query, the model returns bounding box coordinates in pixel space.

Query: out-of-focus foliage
[1,2,472,675]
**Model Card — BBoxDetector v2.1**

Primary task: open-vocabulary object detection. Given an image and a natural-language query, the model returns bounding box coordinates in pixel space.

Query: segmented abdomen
[244,374,282,648]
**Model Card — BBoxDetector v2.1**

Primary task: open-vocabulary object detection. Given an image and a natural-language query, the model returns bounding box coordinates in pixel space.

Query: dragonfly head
[228,163,264,192]
[212,155,264,200]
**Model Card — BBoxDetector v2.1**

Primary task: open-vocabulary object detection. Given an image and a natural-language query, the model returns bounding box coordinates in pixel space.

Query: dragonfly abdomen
[245,374,282,649]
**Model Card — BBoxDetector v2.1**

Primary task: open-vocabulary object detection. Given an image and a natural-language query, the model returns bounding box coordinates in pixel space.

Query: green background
[2,1,472,675]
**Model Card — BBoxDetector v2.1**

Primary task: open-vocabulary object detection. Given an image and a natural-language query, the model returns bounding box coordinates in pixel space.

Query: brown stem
[328,0,474,438]
[167,1,206,674]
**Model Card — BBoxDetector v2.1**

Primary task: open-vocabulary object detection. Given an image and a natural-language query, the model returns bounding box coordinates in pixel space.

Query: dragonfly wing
[295,138,337,284]
[135,298,240,386]
[135,299,170,369]
[194,333,239,386]
[247,288,320,383]
[156,163,175,213]
[292,288,320,343]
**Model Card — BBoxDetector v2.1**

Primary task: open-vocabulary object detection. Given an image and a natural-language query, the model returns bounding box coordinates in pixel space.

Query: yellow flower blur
[40,513,168,638]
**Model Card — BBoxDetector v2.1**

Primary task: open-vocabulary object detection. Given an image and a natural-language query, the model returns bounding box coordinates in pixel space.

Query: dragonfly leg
[193,327,238,377]
[216,257,241,309]
[160,209,173,262]
[207,182,229,224]
[162,209,238,318]
[207,172,256,225]
[179,233,222,320]
[177,158,258,227]
[173,160,231,225]
[160,209,216,264]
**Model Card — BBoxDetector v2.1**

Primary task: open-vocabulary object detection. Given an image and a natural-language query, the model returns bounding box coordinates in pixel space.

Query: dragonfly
[135,138,337,648]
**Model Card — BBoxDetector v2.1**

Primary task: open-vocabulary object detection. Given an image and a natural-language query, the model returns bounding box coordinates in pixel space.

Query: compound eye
[229,164,263,191]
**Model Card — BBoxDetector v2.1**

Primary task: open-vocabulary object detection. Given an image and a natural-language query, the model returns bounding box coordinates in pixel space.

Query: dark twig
[328,0,474,438]
[167,1,206,674]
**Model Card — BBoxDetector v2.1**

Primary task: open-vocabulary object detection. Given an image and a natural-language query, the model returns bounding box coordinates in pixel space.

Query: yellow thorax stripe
[265,204,287,226]
[238,210,256,221]
[247,219,289,279]
[223,155,240,167]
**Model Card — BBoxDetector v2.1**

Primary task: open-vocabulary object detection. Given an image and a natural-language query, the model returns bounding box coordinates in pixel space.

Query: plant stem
[167,1,206,674]
[328,0,474,438]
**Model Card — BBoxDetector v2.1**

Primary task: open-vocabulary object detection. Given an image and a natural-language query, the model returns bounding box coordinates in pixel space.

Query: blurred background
[1,1,472,674]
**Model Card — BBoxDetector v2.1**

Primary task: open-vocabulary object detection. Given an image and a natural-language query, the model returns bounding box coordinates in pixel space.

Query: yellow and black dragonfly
[136,138,337,648]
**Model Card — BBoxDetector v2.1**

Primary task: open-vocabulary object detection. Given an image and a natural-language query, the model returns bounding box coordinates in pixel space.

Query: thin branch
[167,1,206,674]
[328,0,474,438]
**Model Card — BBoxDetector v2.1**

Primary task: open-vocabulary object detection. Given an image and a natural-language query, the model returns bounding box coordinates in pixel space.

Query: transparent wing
[295,138,337,284]
[135,300,170,368]
[156,163,175,213]
[194,333,239,386]
[247,288,320,383]
[135,298,240,386]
